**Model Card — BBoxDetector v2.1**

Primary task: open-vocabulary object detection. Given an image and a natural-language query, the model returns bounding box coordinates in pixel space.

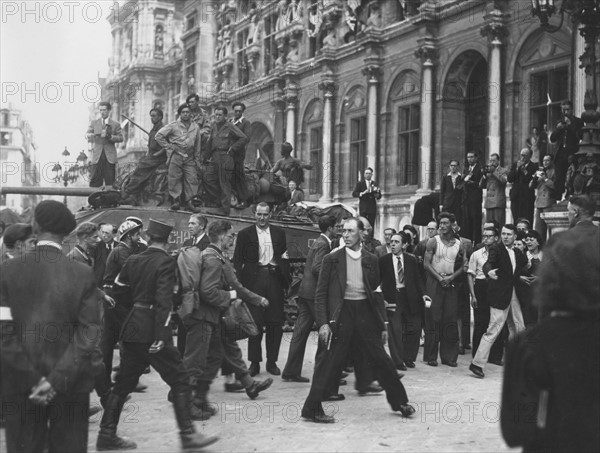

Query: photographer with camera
[508,148,537,226]
[549,100,584,199]
[530,154,557,239]
[480,153,508,227]
[86,101,124,188]
[353,167,382,230]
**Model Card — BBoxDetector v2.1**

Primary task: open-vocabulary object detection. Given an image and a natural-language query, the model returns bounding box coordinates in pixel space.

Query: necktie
[397,256,404,285]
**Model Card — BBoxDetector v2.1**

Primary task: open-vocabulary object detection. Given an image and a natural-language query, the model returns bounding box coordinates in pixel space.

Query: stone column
[415,39,437,192]
[363,65,381,174]
[320,79,337,202]
[481,10,508,160]
[574,32,586,117]
[284,83,299,149]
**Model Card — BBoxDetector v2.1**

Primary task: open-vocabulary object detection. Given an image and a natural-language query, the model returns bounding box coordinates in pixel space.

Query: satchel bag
[222,299,259,341]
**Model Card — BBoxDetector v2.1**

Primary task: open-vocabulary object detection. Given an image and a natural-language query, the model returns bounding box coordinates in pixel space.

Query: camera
[483,165,493,174]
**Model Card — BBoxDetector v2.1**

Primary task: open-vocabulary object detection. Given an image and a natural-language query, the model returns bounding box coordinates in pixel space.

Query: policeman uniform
[97,219,217,452]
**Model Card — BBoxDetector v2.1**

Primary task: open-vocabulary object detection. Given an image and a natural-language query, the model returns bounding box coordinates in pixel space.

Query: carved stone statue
[323,25,337,48]
[215,32,224,60]
[247,9,262,46]
[275,0,289,31]
[289,0,302,23]
[287,40,300,63]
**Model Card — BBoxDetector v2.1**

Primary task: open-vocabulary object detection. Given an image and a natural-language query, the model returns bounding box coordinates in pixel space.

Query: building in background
[0,105,39,213]
[102,0,186,175]
[100,0,584,234]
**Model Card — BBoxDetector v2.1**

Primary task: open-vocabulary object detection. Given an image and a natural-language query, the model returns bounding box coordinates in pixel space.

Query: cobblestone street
[77,331,517,453]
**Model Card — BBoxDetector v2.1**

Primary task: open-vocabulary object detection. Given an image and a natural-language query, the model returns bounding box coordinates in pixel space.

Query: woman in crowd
[517,230,544,326]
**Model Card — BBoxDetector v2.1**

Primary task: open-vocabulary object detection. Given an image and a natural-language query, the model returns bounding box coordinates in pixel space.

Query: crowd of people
[90,95,311,215]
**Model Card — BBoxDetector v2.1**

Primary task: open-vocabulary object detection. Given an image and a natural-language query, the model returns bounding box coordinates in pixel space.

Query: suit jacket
[549,115,584,154]
[286,188,305,205]
[0,245,102,395]
[90,240,118,288]
[483,243,528,310]
[379,252,425,315]
[298,234,331,301]
[352,180,382,215]
[440,174,463,213]
[119,248,176,343]
[482,166,508,209]
[462,163,483,205]
[86,118,123,164]
[508,160,537,202]
[314,247,385,330]
[182,233,210,250]
[233,224,291,288]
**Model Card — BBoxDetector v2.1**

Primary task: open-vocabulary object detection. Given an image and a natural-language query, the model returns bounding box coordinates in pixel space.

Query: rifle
[121,114,150,136]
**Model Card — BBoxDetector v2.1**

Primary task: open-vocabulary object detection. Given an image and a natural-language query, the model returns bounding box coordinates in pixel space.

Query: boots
[96,393,137,451]
[172,390,219,451]
[190,381,216,421]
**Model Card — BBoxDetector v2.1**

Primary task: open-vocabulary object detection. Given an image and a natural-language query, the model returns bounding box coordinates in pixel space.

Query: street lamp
[532,0,600,203]
[53,146,81,204]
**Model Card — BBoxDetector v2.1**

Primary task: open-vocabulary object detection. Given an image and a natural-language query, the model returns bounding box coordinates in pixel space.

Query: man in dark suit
[1,200,102,453]
[352,167,382,230]
[440,160,463,225]
[470,224,527,378]
[285,180,305,205]
[549,100,584,199]
[301,218,415,423]
[91,222,118,289]
[508,148,537,225]
[461,151,484,244]
[233,202,290,376]
[182,214,209,249]
[86,101,124,187]
[378,232,429,369]
[375,228,395,258]
[96,219,218,451]
[282,215,336,382]
[231,101,252,208]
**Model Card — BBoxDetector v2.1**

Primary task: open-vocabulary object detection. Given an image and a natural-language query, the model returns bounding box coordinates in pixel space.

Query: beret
[34,200,76,236]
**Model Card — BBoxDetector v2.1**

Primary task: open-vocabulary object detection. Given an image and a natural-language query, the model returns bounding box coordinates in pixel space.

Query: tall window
[529,66,569,132]
[237,28,249,86]
[263,13,278,75]
[186,13,196,31]
[349,116,366,190]
[185,45,196,89]
[397,104,420,186]
[309,126,322,194]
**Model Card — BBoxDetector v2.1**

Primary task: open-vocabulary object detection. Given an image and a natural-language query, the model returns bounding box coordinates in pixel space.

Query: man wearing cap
[203,106,247,215]
[178,220,273,420]
[96,219,218,451]
[1,200,103,453]
[97,220,145,405]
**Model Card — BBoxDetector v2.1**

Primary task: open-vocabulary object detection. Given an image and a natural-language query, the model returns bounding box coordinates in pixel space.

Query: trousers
[303,299,409,415]
[90,150,115,187]
[204,151,234,215]
[168,152,198,202]
[423,276,459,363]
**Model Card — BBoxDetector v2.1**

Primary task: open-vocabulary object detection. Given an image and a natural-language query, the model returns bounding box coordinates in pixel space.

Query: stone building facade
[104,0,185,172]
[179,0,583,233]
[0,105,39,213]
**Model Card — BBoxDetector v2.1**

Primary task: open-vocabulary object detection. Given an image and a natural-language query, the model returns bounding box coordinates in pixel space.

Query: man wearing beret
[96,219,218,452]
[0,200,103,453]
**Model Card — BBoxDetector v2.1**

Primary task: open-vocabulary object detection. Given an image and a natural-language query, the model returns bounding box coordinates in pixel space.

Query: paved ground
[71,331,517,453]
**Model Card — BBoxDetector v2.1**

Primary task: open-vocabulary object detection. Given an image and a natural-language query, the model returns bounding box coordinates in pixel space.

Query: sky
[1,1,114,185]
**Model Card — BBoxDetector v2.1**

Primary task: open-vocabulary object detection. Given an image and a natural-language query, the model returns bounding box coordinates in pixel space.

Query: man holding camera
[86,101,123,187]
[352,167,382,230]
[530,154,557,238]
[480,153,508,227]
[549,100,584,199]
[508,148,537,225]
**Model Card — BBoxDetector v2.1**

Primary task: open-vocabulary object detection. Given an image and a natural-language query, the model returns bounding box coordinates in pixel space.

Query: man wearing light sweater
[301,217,415,423]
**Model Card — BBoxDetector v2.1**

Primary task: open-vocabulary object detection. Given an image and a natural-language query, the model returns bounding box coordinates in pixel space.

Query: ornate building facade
[104,0,185,170]
[180,0,583,232]
[0,105,39,213]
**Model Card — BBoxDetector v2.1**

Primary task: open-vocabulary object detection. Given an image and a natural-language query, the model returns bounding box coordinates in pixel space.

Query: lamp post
[531,0,600,233]
[52,147,90,204]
